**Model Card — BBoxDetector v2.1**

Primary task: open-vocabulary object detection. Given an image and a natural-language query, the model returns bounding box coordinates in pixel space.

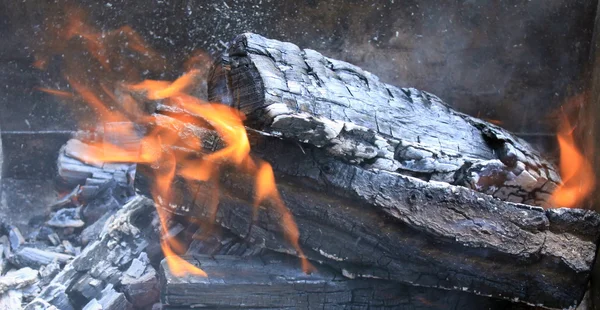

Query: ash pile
[0,138,161,310]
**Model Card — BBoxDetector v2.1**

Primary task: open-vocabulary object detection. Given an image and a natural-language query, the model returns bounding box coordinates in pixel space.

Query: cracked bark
[208,33,561,208]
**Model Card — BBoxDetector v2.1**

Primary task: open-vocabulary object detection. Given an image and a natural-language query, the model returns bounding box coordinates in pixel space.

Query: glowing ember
[550,115,596,208]
[36,9,313,276]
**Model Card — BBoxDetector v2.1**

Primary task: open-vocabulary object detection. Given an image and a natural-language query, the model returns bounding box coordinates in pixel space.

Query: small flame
[36,88,74,98]
[127,70,201,100]
[551,114,596,208]
[256,163,315,273]
[36,11,313,276]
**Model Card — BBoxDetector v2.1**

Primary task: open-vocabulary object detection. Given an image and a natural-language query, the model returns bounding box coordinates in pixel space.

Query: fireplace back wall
[0,0,597,179]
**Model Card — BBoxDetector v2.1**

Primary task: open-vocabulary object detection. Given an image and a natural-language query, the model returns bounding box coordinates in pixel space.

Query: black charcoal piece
[8,226,25,250]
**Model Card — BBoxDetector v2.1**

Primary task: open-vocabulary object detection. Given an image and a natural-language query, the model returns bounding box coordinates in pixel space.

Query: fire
[36,88,74,99]
[36,9,313,276]
[550,114,596,208]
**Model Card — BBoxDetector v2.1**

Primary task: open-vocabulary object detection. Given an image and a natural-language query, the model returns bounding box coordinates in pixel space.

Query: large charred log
[133,112,598,309]
[127,33,600,309]
[208,33,561,208]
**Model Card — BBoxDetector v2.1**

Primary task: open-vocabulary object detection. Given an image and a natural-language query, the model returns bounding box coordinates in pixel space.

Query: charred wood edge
[25,196,161,310]
[57,137,136,201]
[135,110,600,309]
[585,2,600,308]
[159,254,523,310]
[206,32,561,208]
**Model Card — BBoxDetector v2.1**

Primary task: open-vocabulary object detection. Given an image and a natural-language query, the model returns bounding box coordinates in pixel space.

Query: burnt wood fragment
[25,196,160,309]
[57,139,135,200]
[10,247,73,269]
[46,208,84,229]
[120,253,159,309]
[208,33,561,208]
[82,285,133,310]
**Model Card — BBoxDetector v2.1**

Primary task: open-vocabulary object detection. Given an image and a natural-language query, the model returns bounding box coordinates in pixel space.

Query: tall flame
[550,114,596,208]
[36,9,313,276]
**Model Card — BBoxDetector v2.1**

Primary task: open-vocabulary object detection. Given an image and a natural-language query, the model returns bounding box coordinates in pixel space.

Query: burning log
[129,33,600,309]
[209,33,561,208]
[136,128,598,309]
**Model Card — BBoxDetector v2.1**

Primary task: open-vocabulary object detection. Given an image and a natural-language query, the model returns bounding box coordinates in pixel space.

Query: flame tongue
[37,12,313,276]
[551,115,596,208]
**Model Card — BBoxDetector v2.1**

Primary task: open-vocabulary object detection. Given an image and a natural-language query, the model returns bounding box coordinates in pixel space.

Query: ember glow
[36,9,312,276]
[550,114,596,208]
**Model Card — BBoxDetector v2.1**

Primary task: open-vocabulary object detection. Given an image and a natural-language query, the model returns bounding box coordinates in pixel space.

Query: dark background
[0,0,598,178]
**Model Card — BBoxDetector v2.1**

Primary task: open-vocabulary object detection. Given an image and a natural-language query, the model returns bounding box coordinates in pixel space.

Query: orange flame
[36,88,74,98]
[35,11,313,276]
[551,115,596,208]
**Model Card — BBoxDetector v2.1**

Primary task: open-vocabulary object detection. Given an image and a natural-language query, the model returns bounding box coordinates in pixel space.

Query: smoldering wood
[79,211,116,246]
[57,138,136,200]
[120,253,159,309]
[25,196,161,310]
[49,186,80,211]
[208,33,561,208]
[159,254,524,310]
[134,110,599,309]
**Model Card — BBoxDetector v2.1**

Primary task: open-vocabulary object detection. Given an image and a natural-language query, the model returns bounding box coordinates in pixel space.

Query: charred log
[134,113,598,309]
[208,33,561,208]
[159,254,526,310]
